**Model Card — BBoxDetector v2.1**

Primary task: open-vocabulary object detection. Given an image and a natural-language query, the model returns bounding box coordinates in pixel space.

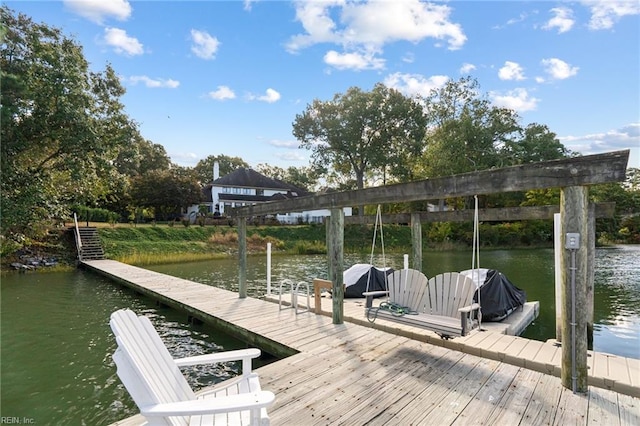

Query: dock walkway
[82,260,639,425]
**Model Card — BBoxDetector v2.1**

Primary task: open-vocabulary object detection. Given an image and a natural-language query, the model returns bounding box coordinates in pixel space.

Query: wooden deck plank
[81,260,640,426]
[371,351,479,425]
[484,367,540,425]
[521,372,563,425]
[553,386,588,425]
[416,358,502,425]
[323,341,450,424]
[588,386,624,425]
[450,362,521,425]
[618,392,640,426]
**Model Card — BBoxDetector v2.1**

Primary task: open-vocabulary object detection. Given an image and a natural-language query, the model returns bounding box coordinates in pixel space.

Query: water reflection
[1,271,259,425]
[149,246,640,359]
[592,245,640,358]
[1,245,637,424]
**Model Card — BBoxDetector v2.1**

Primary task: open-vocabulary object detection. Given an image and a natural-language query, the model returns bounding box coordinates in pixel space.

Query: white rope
[365,205,387,293]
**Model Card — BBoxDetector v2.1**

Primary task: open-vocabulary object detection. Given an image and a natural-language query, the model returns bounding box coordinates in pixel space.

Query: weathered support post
[410,212,423,272]
[328,208,344,324]
[587,202,595,346]
[554,213,562,341]
[325,217,333,281]
[238,216,247,299]
[266,242,272,296]
[560,186,589,393]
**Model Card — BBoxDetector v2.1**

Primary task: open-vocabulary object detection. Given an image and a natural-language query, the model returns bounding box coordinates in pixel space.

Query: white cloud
[580,0,640,30]
[276,151,307,162]
[324,50,385,71]
[460,63,476,75]
[103,27,143,56]
[490,88,539,112]
[249,88,281,103]
[543,7,575,33]
[383,72,449,97]
[268,139,300,148]
[287,0,466,61]
[170,152,199,167]
[541,58,579,80]
[190,29,220,60]
[243,0,257,12]
[128,76,179,88]
[64,0,132,24]
[402,52,415,64]
[559,123,640,155]
[498,61,526,81]
[492,11,537,30]
[208,86,236,100]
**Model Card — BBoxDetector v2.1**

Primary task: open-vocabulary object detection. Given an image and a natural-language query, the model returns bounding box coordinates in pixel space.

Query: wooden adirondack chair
[364,269,481,339]
[109,309,275,426]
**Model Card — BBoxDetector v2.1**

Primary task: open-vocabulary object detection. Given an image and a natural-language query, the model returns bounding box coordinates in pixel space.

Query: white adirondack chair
[364,269,481,338]
[109,309,275,426]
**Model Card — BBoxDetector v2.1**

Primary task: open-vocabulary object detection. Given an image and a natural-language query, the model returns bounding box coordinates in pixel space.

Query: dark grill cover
[462,269,526,322]
[343,264,394,298]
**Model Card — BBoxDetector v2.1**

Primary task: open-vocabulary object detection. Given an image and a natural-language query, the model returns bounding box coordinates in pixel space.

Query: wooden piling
[238,216,247,299]
[328,208,344,324]
[560,186,589,393]
[411,212,423,272]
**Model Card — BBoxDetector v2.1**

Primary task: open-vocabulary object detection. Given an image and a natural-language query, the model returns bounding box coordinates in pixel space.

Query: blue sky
[8,0,640,170]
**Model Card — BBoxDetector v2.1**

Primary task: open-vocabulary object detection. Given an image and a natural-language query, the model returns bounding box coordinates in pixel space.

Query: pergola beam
[343,203,616,225]
[230,150,629,218]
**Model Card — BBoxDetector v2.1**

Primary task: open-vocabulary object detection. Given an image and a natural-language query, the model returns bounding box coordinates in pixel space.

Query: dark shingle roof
[212,168,309,195]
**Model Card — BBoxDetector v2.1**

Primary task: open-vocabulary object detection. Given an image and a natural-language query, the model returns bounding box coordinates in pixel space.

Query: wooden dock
[81,260,640,425]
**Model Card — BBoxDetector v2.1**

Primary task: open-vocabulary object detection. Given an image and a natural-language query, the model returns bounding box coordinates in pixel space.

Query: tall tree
[1,6,137,238]
[113,135,171,177]
[255,164,318,192]
[419,77,521,178]
[130,168,202,221]
[105,135,172,218]
[292,83,427,193]
[193,155,249,184]
[506,123,569,164]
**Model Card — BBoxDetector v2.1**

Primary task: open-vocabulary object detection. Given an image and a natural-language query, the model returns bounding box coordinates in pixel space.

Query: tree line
[1,6,638,251]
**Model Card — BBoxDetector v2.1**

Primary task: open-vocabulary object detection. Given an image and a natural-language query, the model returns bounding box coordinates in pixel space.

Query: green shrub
[292,241,326,254]
[72,205,119,223]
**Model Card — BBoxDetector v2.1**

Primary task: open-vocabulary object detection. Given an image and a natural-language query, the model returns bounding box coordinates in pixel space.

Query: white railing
[73,212,83,259]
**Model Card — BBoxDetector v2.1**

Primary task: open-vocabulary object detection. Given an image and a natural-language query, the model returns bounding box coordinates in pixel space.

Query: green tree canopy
[130,168,202,221]
[193,155,249,185]
[113,135,171,178]
[292,83,427,191]
[505,123,570,164]
[419,77,521,177]
[255,164,318,192]
[1,6,138,238]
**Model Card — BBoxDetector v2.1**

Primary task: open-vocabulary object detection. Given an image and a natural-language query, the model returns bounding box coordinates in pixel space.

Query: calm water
[0,271,267,425]
[1,246,638,424]
[147,247,640,358]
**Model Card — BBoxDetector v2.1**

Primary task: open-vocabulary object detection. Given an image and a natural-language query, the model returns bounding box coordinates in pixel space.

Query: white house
[187,163,352,224]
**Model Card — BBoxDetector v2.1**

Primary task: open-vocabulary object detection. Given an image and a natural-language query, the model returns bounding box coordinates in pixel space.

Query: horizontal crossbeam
[230,150,629,218]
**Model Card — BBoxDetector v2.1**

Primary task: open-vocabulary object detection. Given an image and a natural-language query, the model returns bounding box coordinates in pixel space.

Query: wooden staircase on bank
[74,227,105,261]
